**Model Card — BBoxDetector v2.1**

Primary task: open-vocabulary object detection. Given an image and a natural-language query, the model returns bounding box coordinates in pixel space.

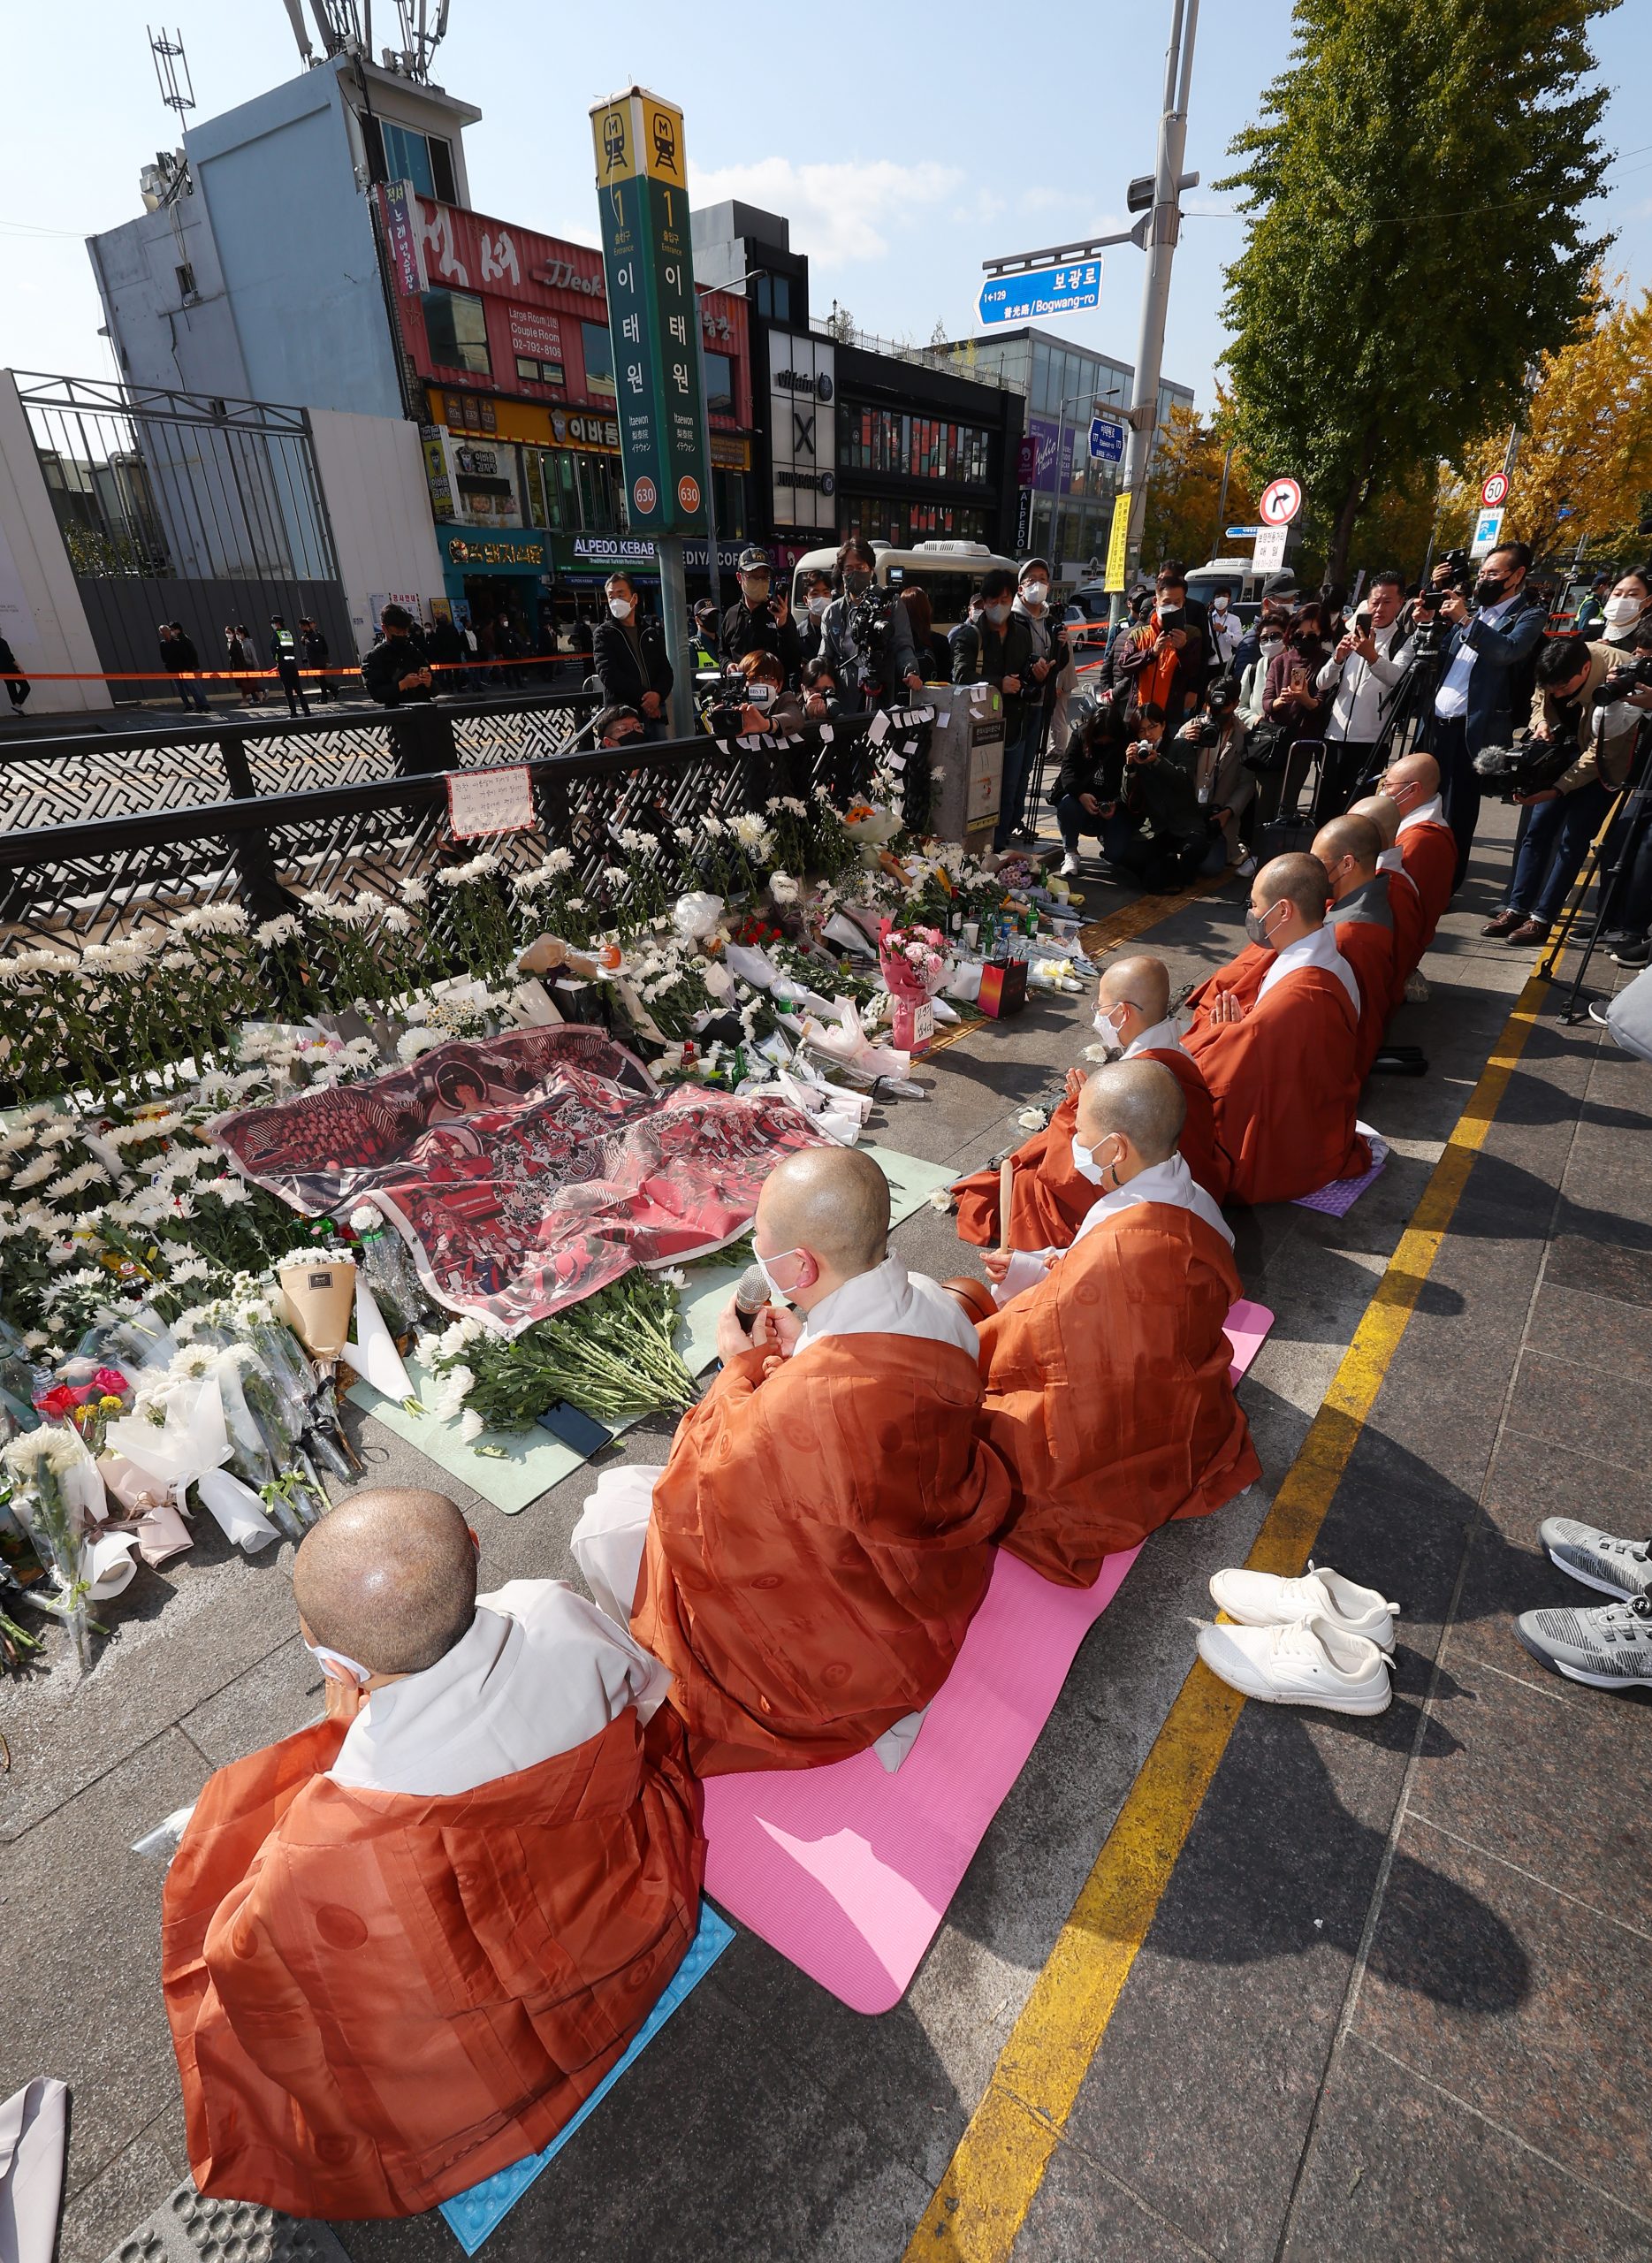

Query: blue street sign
[1226,524,1261,538]
[978,258,1103,327]
[1089,416,1125,463]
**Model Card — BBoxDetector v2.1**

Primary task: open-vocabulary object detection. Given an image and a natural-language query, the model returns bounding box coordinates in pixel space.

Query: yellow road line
[904,966,1551,2263]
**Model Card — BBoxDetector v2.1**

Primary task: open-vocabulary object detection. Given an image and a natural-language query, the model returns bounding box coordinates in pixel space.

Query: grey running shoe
[1539,1518,1652,1603]
[1515,1594,1652,1691]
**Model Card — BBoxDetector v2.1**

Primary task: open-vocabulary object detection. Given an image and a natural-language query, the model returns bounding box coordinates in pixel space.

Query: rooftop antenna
[386,0,449,80]
[148,27,196,119]
[285,0,363,64]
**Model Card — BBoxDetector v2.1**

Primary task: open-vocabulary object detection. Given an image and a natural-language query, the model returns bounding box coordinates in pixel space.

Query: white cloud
[689,156,963,266]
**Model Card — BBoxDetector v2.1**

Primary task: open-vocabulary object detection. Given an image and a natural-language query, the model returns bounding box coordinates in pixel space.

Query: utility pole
[1119,0,1200,606]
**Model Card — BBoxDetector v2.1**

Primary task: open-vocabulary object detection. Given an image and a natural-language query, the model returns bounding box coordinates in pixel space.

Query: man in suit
[591,573,674,740]
[1427,540,1548,889]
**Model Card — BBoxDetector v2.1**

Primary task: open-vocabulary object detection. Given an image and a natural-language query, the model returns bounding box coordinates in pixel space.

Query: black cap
[593,702,643,738]
[737,546,772,574]
[1261,571,1299,598]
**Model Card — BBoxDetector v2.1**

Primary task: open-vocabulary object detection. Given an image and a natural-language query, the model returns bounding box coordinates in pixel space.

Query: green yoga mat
[345,1143,957,1513]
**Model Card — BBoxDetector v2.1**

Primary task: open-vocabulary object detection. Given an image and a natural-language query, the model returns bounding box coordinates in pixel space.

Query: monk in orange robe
[164,1488,702,2220]
[1350,792,1428,985]
[1313,812,1399,1073]
[975,1060,1260,1587]
[953,955,1228,1246]
[1382,751,1456,945]
[575,1145,1010,1775]
[1183,854,1370,1205]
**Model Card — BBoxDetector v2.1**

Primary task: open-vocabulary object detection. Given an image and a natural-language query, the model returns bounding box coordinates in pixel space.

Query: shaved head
[757,1144,889,1276]
[1382,750,1440,804]
[1349,793,1400,849]
[293,1487,476,1676]
[1254,852,1330,926]
[1076,1059,1184,1164]
[1313,813,1381,879]
[1100,954,1170,1023]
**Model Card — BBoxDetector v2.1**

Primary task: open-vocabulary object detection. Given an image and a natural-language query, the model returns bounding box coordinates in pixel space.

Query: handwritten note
[445,765,535,839]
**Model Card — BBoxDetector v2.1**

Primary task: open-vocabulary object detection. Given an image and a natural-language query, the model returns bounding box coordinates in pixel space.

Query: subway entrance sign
[589,88,709,534]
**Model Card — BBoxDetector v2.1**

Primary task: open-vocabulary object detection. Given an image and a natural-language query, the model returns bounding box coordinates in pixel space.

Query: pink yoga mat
[700,1300,1275,2013]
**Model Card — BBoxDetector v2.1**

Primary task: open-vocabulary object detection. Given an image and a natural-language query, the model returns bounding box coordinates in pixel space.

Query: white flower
[11,1155,54,1189]
[168,1258,211,1285]
[173,903,249,937]
[349,1203,381,1231]
[44,1163,107,1203]
[566,896,588,913]
[459,1408,485,1444]
[1016,1107,1047,1131]
[780,796,808,818]
[544,846,575,876]
[600,865,629,889]
[768,872,801,904]
[201,1177,252,1208]
[3,1425,83,1479]
[659,1267,688,1290]
[400,880,430,908]
[36,1118,80,1149]
[729,812,767,850]
[700,817,727,839]
[278,1244,354,1272]
[397,1028,444,1062]
[380,905,415,935]
[253,914,302,948]
[927,1187,955,1214]
[21,1329,50,1352]
[674,825,695,846]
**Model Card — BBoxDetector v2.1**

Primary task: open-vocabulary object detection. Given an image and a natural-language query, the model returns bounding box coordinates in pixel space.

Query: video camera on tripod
[846,583,902,698]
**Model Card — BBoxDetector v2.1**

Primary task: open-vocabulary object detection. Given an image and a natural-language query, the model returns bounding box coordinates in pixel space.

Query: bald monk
[1183,854,1370,1205]
[1313,812,1399,1073]
[163,1489,702,2220]
[1382,751,1456,944]
[975,1062,1260,1587]
[573,1146,1010,1774]
[1350,791,1427,985]
[953,954,1228,1245]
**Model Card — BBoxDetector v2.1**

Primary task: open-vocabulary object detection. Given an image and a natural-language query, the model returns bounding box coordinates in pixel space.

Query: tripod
[1539,713,1652,1023]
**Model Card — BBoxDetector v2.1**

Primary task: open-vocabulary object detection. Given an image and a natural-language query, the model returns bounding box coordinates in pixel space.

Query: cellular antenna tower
[282,0,451,80]
[148,27,196,118]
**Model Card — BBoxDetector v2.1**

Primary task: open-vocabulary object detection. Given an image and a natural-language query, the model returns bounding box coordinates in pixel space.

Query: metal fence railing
[0,689,604,834]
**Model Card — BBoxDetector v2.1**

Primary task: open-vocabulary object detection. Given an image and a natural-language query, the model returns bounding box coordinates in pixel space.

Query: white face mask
[1021,582,1048,610]
[1092,1004,1127,1052]
[1604,594,1645,628]
[1070,1134,1120,1186]
[1214,595,1229,613]
[807,593,828,617]
[754,1245,803,1299]
[607,596,633,620]
[304,1636,375,1688]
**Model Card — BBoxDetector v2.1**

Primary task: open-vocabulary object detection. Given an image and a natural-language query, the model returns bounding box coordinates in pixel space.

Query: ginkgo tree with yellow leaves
[1443,280,1652,567]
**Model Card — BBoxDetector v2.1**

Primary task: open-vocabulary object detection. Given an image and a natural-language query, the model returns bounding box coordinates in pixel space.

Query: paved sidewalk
[6,803,1642,2263]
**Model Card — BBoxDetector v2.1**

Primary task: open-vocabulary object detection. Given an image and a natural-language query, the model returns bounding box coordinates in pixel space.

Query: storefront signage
[767,331,837,531]
[530,257,604,298]
[384,180,427,297]
[445,537,546,567]
[565,533,747,572]
[430,390,620,453]
[508,305,566,365]
[419,423,454,521]
[454,447,499,476]
[589,87,711,534]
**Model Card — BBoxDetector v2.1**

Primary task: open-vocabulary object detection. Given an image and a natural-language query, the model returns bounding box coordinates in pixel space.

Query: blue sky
[3,0,1646,410]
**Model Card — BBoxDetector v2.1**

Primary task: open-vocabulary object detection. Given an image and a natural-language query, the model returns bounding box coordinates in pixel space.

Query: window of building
[712,465,746,538]
[703,351,735,417]
[753,271,791,323]
[582,322,616,401]
[175,262,197,301]
[514,354,567,388]
[839,408,992,485]
[380,120,457,202]
[423,288,491,376]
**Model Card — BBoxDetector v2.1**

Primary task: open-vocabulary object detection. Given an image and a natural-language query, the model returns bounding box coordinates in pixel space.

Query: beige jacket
[1529,640,1641,793]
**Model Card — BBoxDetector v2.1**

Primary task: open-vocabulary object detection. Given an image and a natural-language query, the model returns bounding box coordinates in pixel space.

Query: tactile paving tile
[101,2180,351,2263]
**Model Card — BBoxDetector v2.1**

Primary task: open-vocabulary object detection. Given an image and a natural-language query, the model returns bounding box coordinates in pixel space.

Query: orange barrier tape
[0,654,577,683]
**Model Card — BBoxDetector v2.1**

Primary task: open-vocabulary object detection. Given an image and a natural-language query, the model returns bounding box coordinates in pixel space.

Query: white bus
[788,538,1018,632]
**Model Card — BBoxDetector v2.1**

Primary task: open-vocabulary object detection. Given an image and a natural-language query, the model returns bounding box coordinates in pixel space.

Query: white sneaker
[1234,854,1258,880]
[1197,1612,1394,1715]
[1208,1561,1398,1652]
[1059,852,1081,878]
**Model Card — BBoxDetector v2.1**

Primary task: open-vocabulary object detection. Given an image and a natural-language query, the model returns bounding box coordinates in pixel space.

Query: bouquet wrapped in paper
[211,1346,329,1543]
[1,1424,112,1672]
[877,918,952,1056]
[104,1371,282,1554]
[277,1246,357,1364]
[346,1204,430,1340]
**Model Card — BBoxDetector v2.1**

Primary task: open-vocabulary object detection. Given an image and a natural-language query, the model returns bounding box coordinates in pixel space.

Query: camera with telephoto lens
[1183,716,1222,749]
[1596,654,1652,704]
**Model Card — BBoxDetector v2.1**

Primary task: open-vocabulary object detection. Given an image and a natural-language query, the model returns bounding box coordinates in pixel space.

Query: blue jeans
[1505,780,1612,926]
[1055,791,1103,856]
[993,710,1039,850]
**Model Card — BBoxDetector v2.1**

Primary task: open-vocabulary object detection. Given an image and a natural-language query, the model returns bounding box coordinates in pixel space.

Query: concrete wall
[187,70,404,421]
[0,374,111,715]
[308,408,446,659]
[87,188,250,401]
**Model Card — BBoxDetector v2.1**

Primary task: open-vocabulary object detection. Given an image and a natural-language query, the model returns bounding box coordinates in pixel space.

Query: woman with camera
[1481,629,1647,946]
[1053,704,1127,875]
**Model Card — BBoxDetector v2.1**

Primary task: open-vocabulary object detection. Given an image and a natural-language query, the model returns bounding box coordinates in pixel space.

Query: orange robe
[1184,964,1370,1205]
[1184,941,1270,1020]
[978,1204,1260,1587]
[632,1336,1010,1774]
[163,1710,703,2220]
[1334,915,1397,1078]
[954,1048,1229,1247]
[1398,819,1456,944]
[1384,865,1427,988]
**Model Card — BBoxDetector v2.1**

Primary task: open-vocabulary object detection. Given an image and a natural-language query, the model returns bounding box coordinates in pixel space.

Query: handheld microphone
[734,1263,772,1333]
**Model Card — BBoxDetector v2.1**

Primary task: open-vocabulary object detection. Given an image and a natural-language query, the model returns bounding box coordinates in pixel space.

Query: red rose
[34,1385,78,1420]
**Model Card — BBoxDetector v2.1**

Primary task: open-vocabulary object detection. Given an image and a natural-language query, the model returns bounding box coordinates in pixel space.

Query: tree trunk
[1327,427,1382,586]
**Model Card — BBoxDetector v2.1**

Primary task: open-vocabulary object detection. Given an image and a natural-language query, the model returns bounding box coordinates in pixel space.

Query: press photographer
[1316,569,1411,811]
[1101,700,1215,890]
[1175,673,1257,877]
[1481,626,1652,947]
[1427,538,1548,888]
[815,535,921,724]
[719,546,803,680]
[1053,702,1127,875]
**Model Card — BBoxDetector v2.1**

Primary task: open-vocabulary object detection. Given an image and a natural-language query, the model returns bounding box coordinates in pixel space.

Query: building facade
[941,330,1196,582]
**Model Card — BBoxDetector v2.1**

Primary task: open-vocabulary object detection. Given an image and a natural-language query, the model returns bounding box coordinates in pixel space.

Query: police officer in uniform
[269,615,311,717]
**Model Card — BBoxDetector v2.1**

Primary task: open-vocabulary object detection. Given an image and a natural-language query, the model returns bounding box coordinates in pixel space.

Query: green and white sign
[589,87,710,537]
